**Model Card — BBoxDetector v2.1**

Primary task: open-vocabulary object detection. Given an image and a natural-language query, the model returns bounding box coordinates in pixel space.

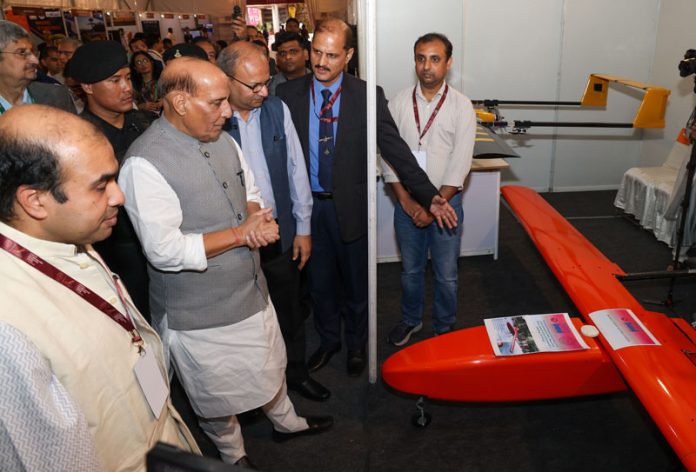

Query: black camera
[678,49,696,77]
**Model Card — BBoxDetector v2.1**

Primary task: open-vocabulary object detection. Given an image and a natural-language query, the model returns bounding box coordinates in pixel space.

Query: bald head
[159,57,232,142]
[0,105,123,246]
[217,40,267,78]
[159,57,226,99]
[315,18,353,50]
[0,106,107,220]
[0,104,103,154]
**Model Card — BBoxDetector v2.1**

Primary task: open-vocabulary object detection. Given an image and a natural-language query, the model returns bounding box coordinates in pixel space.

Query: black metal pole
[665,133,696,304]
[472,99,583,107]
[488,121,634,129]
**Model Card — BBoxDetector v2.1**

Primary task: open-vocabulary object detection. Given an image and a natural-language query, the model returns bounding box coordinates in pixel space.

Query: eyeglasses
[277,48,303,58]
[227,74,271,93]
[134,59,150,65]
[0,49,36,59]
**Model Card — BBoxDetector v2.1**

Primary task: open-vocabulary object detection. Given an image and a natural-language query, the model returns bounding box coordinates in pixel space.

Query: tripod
[618,110,696,310]
[664,113,696,306]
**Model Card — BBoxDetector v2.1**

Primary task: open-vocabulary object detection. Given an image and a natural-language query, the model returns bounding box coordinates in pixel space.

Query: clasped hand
[402,198,434,228]
[241,208,279,248]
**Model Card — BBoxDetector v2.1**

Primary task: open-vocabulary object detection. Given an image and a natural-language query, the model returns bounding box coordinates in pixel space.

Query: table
[377,158,509,262]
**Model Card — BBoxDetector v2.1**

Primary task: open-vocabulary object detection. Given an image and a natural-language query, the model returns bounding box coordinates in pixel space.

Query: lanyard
[311,83,341,123]
[0,233,144,352]
[412,84,449,147]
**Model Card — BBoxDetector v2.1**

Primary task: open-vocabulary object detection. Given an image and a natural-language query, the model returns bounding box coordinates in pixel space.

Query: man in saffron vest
[0,105,198,471]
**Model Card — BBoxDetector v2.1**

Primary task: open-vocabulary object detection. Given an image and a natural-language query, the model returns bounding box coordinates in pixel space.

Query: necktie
[318,89,334,191]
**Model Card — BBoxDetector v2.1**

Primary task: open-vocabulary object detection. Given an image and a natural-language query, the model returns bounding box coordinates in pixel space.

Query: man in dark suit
[277,18,457,377]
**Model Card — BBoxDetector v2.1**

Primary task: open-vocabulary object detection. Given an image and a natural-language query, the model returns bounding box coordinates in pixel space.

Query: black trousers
[308,198,368,352]
[260,241,311,383]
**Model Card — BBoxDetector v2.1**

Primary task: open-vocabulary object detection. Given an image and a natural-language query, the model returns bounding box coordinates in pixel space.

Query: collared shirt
[382,81,476,189]
[233,102,312,235]
[118,117,264,273]
[308,73,343,192]
[0,88,32,114]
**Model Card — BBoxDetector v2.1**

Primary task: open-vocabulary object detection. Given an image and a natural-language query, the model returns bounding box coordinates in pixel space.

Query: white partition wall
[462,0,563,191]
[640,0,696,168]
[552,0,659,191]
[376,0,662,192]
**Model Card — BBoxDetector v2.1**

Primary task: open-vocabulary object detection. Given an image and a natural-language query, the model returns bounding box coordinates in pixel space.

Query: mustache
[314,65,330,72]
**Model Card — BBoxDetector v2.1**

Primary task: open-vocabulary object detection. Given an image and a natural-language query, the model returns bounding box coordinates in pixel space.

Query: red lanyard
[311,83,341,123]
[0,233,144,351]
[412,84,449,147]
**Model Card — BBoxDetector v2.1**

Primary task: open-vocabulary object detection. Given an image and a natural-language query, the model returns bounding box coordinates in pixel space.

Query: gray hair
[158,58,202,97]
[56,37,81,49]
[0,20,29,58]
[217,42,266,76]
[217,45,243,76]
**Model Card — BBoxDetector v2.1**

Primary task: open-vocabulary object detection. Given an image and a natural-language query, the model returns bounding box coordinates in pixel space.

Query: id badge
[411,149,427,171]
[134,347,169,419]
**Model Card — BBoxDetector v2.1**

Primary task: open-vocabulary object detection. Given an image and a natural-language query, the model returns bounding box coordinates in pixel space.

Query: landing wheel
[411,396,431,428]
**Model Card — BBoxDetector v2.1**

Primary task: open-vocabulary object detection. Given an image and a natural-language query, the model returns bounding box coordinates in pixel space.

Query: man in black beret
[162,42,208,64]
[71,40,154,320]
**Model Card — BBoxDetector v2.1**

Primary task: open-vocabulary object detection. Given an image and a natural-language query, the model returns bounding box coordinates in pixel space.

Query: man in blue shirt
[277,18,457,377]
[218,41,330,402]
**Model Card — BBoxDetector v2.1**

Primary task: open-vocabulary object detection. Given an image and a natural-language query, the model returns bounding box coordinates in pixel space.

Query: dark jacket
[277,73,438,242]
[27,81,76,114]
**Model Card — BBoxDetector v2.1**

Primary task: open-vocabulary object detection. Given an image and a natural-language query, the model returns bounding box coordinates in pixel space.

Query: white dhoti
[162,302,307,462]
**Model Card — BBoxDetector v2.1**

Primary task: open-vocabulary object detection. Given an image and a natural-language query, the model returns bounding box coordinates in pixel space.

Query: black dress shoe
[288,376,331,401]
[307,346,340,372]
[233,455,259,470]
[346,350,366,377]
[272,415,334,443]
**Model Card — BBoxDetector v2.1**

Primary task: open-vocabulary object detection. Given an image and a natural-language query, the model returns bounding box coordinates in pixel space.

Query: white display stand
[377,158,509,263]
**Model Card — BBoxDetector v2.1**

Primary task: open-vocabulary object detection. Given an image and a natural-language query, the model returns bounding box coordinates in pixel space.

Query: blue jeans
[394,192,463,333]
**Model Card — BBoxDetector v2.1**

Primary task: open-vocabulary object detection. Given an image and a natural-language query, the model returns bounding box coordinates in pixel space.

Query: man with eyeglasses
[219,41,331,403]
[119,56,332,469]
[0,21,74,115]
[56,37,80,68]
[268,31,310,95]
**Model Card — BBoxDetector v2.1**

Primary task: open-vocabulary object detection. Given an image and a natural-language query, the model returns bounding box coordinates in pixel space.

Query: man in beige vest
[0,104,198,471]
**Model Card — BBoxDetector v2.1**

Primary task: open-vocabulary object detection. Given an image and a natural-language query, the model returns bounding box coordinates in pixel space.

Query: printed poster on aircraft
[485,313,588,356]
[589,308,660,350]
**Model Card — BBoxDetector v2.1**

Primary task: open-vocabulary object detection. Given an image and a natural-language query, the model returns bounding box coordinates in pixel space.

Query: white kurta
[0,221,198,471]
[120,138,288,419]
